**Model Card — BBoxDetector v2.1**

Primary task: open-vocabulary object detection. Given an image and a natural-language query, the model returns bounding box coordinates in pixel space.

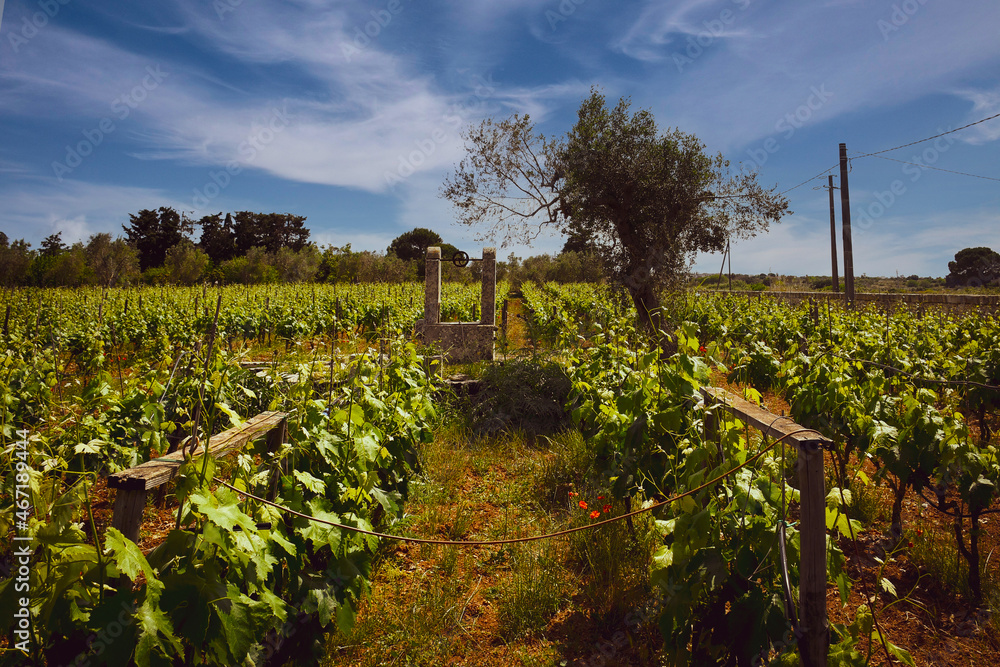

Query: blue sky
[1,0,998,277]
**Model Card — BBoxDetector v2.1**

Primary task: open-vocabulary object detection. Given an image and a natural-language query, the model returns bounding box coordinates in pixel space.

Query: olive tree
[441,89,789,334]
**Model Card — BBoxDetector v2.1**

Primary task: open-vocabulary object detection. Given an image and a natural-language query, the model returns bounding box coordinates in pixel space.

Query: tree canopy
[947,247,1000,287]
[387,227,443,261]
[387,227,459,274]
[123,207,194,271]
[442,89,789,333]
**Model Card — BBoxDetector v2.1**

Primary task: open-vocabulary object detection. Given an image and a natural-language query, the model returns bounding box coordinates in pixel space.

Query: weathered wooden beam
[700,387,832,448]
[108,411,287,492]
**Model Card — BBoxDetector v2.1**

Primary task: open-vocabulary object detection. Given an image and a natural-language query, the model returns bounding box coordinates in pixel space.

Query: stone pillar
[480,247,496,326]
[425,246,441,325]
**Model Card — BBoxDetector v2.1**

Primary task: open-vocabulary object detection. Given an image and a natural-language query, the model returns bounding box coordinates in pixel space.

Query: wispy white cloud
[0,4,581,196]
[954,87,1000,144]
[609,1,1000,151]
[612,0,751,62]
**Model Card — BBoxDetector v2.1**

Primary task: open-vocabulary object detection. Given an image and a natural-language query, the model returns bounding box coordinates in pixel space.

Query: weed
[567,496,658,624]
[497,541,566,639]
[908,524,969,597]
[847,477,889,528]
[533,430,598,506]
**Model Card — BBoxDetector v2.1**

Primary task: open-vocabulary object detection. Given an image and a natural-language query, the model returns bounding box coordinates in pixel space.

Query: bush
[219,247,278,284]
[164,241,210,285]
[272,245,321,282]
[810,276,833,290]
[141,266,170,285]
[467,359,572,438]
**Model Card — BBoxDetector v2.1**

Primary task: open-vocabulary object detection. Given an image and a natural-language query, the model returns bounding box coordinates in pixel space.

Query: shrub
[467,359,572,438]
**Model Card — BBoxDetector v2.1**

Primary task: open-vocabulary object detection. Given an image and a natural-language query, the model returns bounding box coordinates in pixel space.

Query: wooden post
[703,402,722,462]
[480,247,496,326]
[839,143,855,306]
[266,417,287,501]
[698,387,830,665]
[109,412,288,542]
[797,440,829,666]
[424,247,441,325]
[827,175,840,292]
[111,490,147,544]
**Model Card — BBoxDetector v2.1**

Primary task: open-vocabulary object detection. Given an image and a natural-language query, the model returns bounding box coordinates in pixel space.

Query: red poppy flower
[603,504,611,513]
[597,495,604,500]
[590,510,600,519]
[578,500,588,510]
[568,491,577,497]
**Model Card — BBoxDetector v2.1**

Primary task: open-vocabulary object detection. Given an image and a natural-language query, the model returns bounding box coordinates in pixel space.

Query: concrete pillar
[480,247,496,326]
[425,247,441,325]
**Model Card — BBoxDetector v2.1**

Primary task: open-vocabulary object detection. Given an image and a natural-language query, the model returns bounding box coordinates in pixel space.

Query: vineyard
[2,282,999,665]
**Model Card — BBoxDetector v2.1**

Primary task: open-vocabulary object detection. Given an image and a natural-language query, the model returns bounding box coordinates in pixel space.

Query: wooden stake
[798,440,829,666]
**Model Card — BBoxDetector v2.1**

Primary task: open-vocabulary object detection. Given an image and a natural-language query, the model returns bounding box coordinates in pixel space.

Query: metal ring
[452,251,470,267]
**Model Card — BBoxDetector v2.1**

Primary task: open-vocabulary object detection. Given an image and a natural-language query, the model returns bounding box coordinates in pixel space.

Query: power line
[778,163,839,196]
[778,111,1000,198]
[853,111,1000,158]
[869,154,1000,182]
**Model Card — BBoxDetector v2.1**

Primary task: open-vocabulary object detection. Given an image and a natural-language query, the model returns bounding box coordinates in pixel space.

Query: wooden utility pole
[838,144,855,305]
[716,241,729,290]
[727,241,732,290]
[825,176,840,292]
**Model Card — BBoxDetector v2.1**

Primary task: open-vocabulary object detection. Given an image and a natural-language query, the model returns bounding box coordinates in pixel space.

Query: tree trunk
[628,277,663,335]
[954,510,983,606]
[889,478,907,542]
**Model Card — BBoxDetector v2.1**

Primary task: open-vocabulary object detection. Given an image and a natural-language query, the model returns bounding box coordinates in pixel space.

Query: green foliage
[946,246,1000,287]
[164,240,210,285]
[467,358,572,437]
[123,207,196,272]
[0,287,439,665]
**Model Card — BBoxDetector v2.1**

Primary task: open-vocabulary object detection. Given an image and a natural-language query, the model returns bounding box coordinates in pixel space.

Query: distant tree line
[0,214,603,288]
[0,208,316,287]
